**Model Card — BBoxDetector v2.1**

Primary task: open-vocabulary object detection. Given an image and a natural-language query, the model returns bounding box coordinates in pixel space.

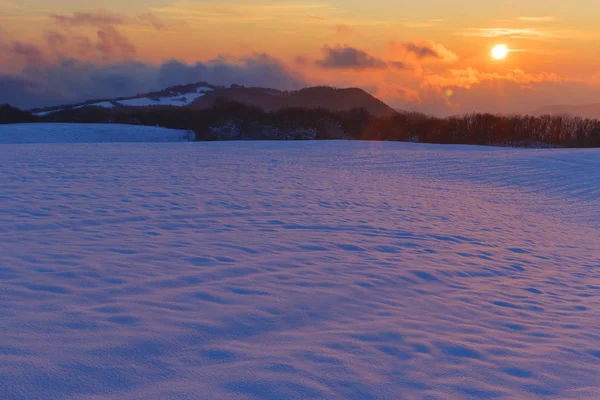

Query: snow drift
[0,123,192,144]
[0,141,599,399]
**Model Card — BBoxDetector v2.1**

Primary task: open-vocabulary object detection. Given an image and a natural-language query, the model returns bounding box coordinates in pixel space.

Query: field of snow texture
[0,123,192,144]
[1,139,599,399]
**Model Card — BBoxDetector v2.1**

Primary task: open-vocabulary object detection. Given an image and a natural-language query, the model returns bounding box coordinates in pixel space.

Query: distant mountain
[30,83,397,117]
[532,103,600,119]
[189,86,397,117]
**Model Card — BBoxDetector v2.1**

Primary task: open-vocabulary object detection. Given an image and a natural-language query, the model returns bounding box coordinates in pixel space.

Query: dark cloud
[316,45,387,70]
[404,42,440,59]
[44,31,68,49]
[11,41,46,69]
[294,55,309,66]
[12,41,43,59]
[398,41,458,62]
[390,61,411,70]
[0,75,62,108]
[157,54,305,90]
[1,54,306,109]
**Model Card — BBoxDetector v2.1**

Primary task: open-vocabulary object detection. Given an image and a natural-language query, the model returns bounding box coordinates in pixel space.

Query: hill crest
[31,83,397,117]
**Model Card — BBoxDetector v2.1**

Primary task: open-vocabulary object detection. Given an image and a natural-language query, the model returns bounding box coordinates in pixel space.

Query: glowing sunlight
[491,44,509,60]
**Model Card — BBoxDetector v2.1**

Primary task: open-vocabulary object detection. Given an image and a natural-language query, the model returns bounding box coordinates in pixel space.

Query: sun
[492,44,509,60]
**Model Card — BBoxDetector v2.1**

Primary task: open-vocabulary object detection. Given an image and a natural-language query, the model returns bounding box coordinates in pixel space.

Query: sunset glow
[2,1,600,115]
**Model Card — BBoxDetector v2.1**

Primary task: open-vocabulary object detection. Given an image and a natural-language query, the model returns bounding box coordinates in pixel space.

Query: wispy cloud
[459,27,592,40]
[423,67,566,90]
[0,0,19,11]
[336,24,354,35]
[460,28,544,38]
[403,19,447,28]
[51,11,126,27]
[151,2,336,24]
[518,16,555,22]
[50,11,167,30]
[137,13,167,30]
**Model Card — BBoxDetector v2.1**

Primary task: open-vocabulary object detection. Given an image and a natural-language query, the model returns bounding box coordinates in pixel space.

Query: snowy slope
[88,101,115,109]
[0,141,599,399]
[117,89,211,107]
[32,87,214,115]
[0,123,192,144]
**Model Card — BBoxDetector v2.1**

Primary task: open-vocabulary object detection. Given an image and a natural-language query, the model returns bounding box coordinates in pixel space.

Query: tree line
[2,101,600,147]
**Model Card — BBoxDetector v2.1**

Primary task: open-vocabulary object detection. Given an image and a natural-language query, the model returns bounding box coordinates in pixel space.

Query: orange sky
[2,0,600,113]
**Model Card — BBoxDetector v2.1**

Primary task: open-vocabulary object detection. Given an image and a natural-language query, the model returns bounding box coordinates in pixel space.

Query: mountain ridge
[30,82,397,117]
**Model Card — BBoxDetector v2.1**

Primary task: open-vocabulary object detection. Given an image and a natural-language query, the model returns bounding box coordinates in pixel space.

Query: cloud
[402,19,446,28]
[0,0,19,11]
[397,87,422,104]
[459,27,589,40]
[11,41,45,68]
[1,52,306,109]
[0,75,62,108]
[390,61,411,70]
[336,24,353,35]
[43,31,68,48]
[156,54,306,90]
[151,2,336,24]
[45,11,166,60]
[51,10,166,30]
[316,45,387,70]
[1,10,305,109]
[399,40,458,62]
[138,13,166,30]
[461,28,544,38]
[294,55,309,66]
[423,67,565,90]
[51,11,126,27]
[95,26,136,58]
[518,16,555,22]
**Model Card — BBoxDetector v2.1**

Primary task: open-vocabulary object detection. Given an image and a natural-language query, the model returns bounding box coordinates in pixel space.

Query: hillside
[532,103,600,119]
[30,83,397,117]
[189,86,397,116]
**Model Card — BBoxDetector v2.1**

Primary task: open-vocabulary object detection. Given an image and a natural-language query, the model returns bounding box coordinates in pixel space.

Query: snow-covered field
[0,123,192,144]
[1,141,599,399]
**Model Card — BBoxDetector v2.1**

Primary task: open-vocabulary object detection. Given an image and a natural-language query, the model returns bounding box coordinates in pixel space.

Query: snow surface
[32,87,212,115]
[1,141,599,399]
[88,101,115,109]
[117,88,212,107]
[33,110,53,117]
[0,123,191,144]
